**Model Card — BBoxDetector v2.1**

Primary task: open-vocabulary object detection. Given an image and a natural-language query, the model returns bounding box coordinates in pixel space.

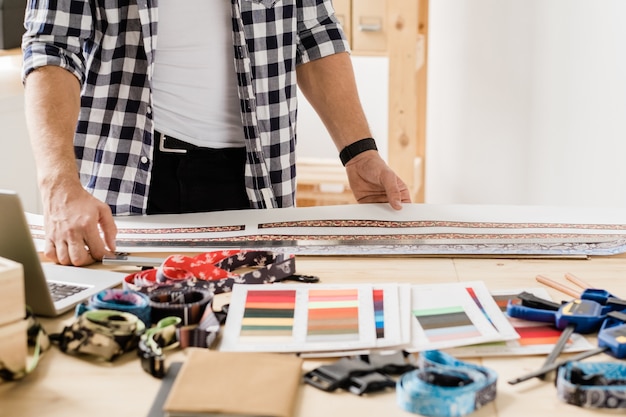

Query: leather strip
[556,361,626,408]
[396,350,497,417]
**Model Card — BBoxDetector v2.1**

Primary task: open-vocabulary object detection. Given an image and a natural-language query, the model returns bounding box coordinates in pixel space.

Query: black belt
[156,131,244,154]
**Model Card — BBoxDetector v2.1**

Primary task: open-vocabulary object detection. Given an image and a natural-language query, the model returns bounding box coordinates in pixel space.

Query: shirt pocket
[244,0,280,8]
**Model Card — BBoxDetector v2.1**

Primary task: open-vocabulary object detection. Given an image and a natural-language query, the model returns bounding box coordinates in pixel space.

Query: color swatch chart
[407,281,518,352]
[220,283,408,353]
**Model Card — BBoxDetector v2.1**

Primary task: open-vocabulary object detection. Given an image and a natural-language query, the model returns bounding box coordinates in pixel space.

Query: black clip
[517,291,561,311]
[137,339,166,379]
[303,357,375,392]
[359,350,417,375]
[283,274,320,283]
[347,372,397,395]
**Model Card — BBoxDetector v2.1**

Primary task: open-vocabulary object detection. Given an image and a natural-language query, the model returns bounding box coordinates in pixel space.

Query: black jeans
[146,136,250,214]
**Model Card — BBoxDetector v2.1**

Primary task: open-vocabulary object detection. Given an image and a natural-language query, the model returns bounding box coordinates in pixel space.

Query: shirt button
[140,156,149,164]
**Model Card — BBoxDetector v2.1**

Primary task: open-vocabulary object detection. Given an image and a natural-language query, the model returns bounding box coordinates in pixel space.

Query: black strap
[339,138,378,166]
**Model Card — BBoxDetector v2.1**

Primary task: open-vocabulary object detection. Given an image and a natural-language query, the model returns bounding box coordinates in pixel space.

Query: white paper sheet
[219,283,409,353]
[406,281,518,352]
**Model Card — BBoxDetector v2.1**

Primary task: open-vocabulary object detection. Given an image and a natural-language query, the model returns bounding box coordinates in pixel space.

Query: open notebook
[0,190,124,317]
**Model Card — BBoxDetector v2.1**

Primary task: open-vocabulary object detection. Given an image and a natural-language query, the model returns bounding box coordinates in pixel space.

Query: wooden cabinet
[333,0,387,55]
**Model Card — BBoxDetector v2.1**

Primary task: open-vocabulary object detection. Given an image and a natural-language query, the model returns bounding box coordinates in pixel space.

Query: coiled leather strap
[396,350,498,417]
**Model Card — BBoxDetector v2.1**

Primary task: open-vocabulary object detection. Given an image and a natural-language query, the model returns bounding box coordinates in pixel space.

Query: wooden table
[3,254,626,417]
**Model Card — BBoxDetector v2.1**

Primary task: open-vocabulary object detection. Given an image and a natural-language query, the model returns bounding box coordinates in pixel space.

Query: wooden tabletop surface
[3,254,626,417]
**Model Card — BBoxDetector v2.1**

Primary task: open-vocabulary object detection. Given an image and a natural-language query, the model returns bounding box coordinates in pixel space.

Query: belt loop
[158,132,187,154]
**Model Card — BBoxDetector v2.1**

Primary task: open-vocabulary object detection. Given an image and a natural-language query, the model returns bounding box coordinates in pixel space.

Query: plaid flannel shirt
[22,0,349,215]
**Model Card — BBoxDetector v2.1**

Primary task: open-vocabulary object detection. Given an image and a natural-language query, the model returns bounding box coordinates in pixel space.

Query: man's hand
[345,151,412,210]
[43,186,117,266]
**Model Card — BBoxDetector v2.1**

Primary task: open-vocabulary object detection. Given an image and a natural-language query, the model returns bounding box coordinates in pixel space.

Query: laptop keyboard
[48,281,89,302]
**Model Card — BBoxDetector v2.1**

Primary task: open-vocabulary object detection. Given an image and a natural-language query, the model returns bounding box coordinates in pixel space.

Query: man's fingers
[99,209,118,253]
[380,171,408,210]
[43,239,60,264]
[66,240,97,266]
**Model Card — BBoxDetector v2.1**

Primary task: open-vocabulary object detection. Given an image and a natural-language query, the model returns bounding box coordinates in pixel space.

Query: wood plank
[386,0,428,202]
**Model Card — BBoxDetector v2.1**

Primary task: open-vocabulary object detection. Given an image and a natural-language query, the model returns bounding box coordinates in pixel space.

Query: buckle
[282,274,320,283]
[303,357,375,392]
[360,350,417,375]
[138,338,166,379]
[347,372,397,395]
[158,133,187,154]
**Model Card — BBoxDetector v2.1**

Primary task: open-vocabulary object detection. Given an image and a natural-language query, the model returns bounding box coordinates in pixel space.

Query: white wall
[296,55,389,162]
[426,0,626,207]
[0,54,40,213]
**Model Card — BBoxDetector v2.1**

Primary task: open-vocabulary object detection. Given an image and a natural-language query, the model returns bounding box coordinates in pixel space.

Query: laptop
[0,189,125,317]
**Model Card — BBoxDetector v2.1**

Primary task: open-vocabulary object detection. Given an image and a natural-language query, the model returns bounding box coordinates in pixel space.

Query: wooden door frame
[387,0,429,202]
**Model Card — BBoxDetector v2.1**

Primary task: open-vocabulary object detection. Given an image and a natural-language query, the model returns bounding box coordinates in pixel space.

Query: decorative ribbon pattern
[0,308,50,382]
[123,250,296,295]
[396,350,498,417]
[556,361,626,408]
[148,288,213,325]
[148,288,221,349]
[50,310,145,361]
[75,289,152,325]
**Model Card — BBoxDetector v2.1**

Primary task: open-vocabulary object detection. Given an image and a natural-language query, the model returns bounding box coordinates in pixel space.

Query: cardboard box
[0,319,27,379]
[0,256,25,327]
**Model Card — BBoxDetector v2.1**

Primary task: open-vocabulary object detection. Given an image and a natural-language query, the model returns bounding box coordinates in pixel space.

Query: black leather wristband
[339,138,378,166]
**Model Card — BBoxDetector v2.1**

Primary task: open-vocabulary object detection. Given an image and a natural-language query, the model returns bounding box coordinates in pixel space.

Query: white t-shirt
[152,0,245,148]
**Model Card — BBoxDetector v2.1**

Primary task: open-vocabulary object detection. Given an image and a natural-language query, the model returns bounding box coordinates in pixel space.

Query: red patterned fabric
[123,250,296,295]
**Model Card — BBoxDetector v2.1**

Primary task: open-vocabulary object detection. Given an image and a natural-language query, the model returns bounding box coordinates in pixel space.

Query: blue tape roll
[75,289,152,325]
[396,350,497,417]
